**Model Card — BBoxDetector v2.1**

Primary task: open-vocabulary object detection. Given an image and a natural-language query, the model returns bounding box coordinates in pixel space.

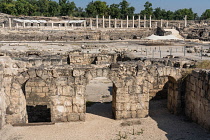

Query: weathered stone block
[67,113,80,121]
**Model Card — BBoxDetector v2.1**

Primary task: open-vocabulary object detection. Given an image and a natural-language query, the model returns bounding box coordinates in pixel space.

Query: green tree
[48,1,60,16]
[140,1,153,19]
[109,4,120,18]
[201,9,210,20]
[85,1,108,17]
[73,7,87,17]
[119,0,135,19]
[59,0,76,16]
[0,2,17,15]
[174,8,196,20]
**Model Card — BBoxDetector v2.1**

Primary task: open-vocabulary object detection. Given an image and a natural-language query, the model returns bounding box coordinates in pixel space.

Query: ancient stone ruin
[0,15,210,134]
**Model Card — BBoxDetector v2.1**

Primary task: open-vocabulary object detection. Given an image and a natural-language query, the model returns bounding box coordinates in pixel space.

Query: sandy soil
[1,100,210,140]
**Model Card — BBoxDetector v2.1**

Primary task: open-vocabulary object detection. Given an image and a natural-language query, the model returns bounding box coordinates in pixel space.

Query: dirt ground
[1,99,210,140]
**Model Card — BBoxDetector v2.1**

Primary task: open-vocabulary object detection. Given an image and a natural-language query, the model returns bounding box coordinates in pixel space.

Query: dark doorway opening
[85,77,115,119]
[27,105,51,123]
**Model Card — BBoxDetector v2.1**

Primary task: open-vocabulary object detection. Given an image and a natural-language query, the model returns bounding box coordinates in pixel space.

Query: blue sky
[62,0,210,16]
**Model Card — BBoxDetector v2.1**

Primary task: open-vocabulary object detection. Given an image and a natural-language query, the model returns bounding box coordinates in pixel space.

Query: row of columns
[4,16,188,29]
[88,15,188,29]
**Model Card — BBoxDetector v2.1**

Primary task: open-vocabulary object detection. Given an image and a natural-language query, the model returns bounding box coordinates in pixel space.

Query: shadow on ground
[149,99,210,140]
[86,102,113,119]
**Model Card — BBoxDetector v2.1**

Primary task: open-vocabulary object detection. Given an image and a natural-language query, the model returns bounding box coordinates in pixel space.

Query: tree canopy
[0,0,207,20]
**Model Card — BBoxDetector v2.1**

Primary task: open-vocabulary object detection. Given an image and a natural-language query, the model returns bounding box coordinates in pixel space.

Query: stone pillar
[90,19,92,28]
[126,15,129,28]
[178,23,180,28]
[96,15,98,28]
[59,24,61,29]
[166,21,169,28]
[23,21,25,28]
[2,24,4,28]
[51,22,54,28]
[132,16,135,28]
[144,15,146,28]
[184,15,187,27]
[121,20,123,28]
[160,19,163,28]
[138,15,141,28]
[65,23,67,28]
[71,24,74,28]
[149,15,152,28]
[155,22,158,28]
[102,15,105,28]
[84,21,86,28]
[8,18,11,29]
[114,18,117,28]
[109,15,111,28]
[16,23,18,28]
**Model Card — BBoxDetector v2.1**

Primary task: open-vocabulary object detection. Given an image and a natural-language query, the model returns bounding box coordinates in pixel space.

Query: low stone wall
[0,29,154,41]
[185,70,210,131]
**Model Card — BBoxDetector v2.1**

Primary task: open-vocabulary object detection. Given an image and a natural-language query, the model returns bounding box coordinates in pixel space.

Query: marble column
[160,19,163,28]
[126,15,129,28]
[109,15,111,28]
[96,15,98,28]
[90,19,92,28]
[149,15,152,28]
[114,18,117,28]
[102,15,105,28]
[144,15,146,28]
[132,16,135,28]
[121,20,123,28]
[138,15,141,28]
[8,18,11,29]
[184,15,187,27]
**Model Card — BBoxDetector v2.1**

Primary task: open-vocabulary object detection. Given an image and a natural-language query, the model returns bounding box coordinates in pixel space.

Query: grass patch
[196,60,210,69]
[121,120,141,127]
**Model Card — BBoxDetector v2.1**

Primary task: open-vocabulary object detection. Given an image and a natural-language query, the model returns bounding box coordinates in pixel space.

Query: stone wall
[0,64,5,129]
[185,70,210,131]
[167,76,183,115]
[0,29,154,41]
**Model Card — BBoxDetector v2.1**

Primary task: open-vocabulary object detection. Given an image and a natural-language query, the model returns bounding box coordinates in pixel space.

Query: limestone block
[73,69,85,77]
[56,105,66,113]
[31,87,42,93]
[137,110,148,118]
[11,82,21,90]
[36,69,43,77]
[102,68,109,77]
[96,69,103,77]
[115,111,122,120]
[131,104,137,111]
[42,87,49,93]
[34,59,42,66]
[27,69,36,78]
[79,113,85,121]
[15,75,27,85]
[73,96,85,106]
[123,103,131,111]
[131,111,137,118]
[116,103,123,111]
[67,113,80,121]
[75,85,85,96]
[21,71,30,79]
[55,77,68,86]
[36,92,46,98]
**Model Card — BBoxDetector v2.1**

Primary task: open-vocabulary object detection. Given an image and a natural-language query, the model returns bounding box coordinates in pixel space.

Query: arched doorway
[85,77,115,119]
[24,77,52,123]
